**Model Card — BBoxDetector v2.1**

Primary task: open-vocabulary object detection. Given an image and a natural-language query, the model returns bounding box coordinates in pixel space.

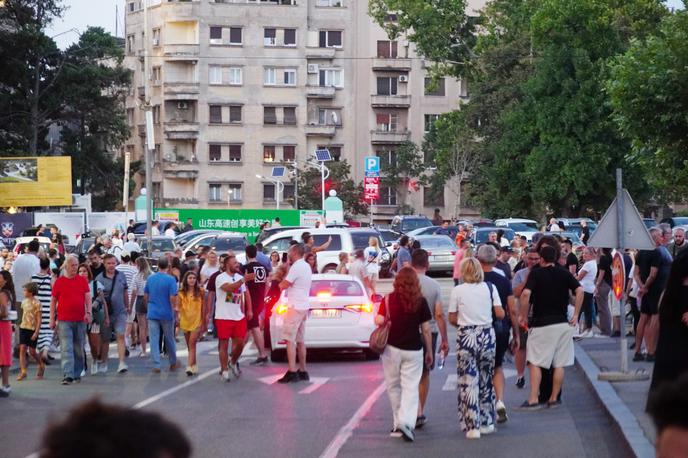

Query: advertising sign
[0,157,72,207]
[0,213,33,248]
[612,251,625,301]
[364,176,380,200]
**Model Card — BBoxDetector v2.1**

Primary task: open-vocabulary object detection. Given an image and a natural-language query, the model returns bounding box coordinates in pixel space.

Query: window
[318,108,342,126]
[264,28,276,46]
[228,184,242,202]
[229,144,242,162]
[423,187,444,207]
[264,107,277,124]
[209,26,242,45]
[209,144,222,161]
[318,145,341,161]
[424,77,446,96]
[263,183,276,201]
[376,113,398,132]
[376,186,397,206]
[228,67,242,85]
[284,28,296,46]
[209,105,222,124]
[152,66,162,85]
[265,67,296,86]
[209,66,223,85]
[264,68,276,85]
[377,149,397,169]
[283,107,296,125]
[263,145,276,162]
[209,184,222,202]
[209,26,222,44]
[377,41,397,58]
[209,105,242,124]
[424,114,440,132]
[152,28,161,46]
[284,69,296,86]
[283,184,295,200]
[229,27,242,44]
[152,105,161,124]
[319,30,342,48]
[316,0,343,6]
[209,65,243,86]
[283,145,295,162]
[377,77,398,95]
[126,35,135,54]
[229,106,241,123]
[318,69,343,88]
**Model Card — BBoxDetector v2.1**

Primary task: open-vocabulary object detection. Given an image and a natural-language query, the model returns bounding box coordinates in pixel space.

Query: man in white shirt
[123,233,141,254]
[11,239,41,306]
[277,244,312,383]
[214,254,254,382]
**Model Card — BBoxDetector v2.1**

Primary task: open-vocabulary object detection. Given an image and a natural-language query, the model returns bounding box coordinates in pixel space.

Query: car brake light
[275,304,288,315]
[345,303,373,313]
[316,291,332,300]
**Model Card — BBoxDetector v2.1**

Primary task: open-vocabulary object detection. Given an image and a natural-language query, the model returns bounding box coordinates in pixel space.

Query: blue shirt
[397,247,411,268]
[144,272,178,321]
[255,251,273,273]
[96,270,129,316]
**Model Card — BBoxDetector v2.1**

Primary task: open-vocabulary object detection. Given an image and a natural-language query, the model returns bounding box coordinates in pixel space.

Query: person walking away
[130,257,151,357]
[50,255,92,385]
[244,245,269,366]
[519,246,583,410]
[178,271,205,376]
[33,256,54,365]
[117,253,138,353]
[96,254,130,374]
[79,264,107,375]
[0,289,14,396]
[477,245,520,424]
[123,233,141,255]
[411,249,449,428]
[648,251,688,404]
[335,252,349,274]
[364,236,381,295]
[277,244,313,383]
[17,282,44,380]
[394,235,412,272]
[378,266,433,442]
[448,258,505,439]
[11,239,41,325]
[593,248,613,337]
[348,249,370,294]
[668,227,688,259]
[575,247,597,338]
[215,255,254,381]
[511,248,540,389]
[182,218,194,233]
[453,239,469,286]
[144,258,180,373]
[634,228,672,362]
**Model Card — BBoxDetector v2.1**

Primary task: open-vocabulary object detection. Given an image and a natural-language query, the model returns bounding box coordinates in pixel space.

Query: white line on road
[299,377,330,394]
[319,382,387,458]
[133,368,219,409]
[258,374,284,385]
[442,374,458,391]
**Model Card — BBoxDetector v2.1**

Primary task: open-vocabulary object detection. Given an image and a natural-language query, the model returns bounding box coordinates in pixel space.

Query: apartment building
[123,0,485,221]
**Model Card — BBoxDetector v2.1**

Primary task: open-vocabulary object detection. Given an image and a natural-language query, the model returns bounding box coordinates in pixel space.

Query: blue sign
[364,156,380,174]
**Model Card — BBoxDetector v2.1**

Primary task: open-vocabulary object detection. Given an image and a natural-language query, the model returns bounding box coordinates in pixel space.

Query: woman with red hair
[375,266,433,442]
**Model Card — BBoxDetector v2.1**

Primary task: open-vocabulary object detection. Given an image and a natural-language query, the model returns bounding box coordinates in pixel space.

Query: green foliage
[294,160,368,217]
[380,141,425,210]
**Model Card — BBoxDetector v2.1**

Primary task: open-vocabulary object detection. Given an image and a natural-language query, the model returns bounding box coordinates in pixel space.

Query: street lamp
[256,174,284,210]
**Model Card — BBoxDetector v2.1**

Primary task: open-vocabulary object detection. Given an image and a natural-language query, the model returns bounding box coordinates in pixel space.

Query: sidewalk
[575,336,655,458]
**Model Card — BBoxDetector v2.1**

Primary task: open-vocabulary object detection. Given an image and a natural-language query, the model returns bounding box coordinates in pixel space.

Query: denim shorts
[100,312,127,342]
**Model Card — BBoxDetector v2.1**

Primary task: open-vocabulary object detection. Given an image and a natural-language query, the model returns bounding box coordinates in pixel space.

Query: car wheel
[364,349,380,361]
[321,264,337,274]
[270,349,286,363]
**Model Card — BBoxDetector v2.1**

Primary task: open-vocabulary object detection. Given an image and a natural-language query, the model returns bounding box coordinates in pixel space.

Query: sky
[48,0,686,49]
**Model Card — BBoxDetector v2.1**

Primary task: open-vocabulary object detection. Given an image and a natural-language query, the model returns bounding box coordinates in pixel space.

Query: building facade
[123,0,485,221]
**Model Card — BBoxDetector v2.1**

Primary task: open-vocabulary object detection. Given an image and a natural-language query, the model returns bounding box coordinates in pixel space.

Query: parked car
[269,274,380,361]
[131,221,177,236]
[255,226,307,245]
[643,218,656,229]
[135,236,178,266]
[390,215,433,235]
[12,236,52,255]
[659,217,688,228]
[553,218,598,238]
[74,237,97,262]
[542,232,585,254]
[413,235,457,275]
[182,232,249,260]
[406,225,460,241]
[174,230,223,249]
[472,227,516,246]
[459,219,495,228]
[495,218,539,242]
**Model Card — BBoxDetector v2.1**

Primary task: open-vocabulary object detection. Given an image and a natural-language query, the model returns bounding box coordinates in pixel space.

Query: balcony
[162,157,198,170]
[164,122,199,140]
[163,169,199,179]
[306,85,336,99]
[372,58,412,72]
[371,94,411,108]
[162,197,199,206]
[161,0,200,15]
[370,129,411,145]
[305,124,336,137]
[306,47,336,59]
[164,82,200,99]
[163,44,200,59]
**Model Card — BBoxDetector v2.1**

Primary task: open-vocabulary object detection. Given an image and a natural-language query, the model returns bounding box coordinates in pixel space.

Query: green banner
[154,208,323,241]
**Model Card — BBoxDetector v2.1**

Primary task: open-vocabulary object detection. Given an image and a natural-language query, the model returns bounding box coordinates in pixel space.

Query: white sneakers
[466,424,495,439]
[117,362,128,374]
[480,425,495,435]
[91,361,99,376]
[221,370,231,382]
[98,363,108,374]
[466,430,481,439]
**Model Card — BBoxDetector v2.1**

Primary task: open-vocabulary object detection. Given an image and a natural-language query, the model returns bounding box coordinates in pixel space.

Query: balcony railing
[370,129,411,144]
[306,85,336,98]
[305,124,336,137]
[164,122,199,140]
[370,94,411,108]
[164,82,200,99]
[372,58,412,72]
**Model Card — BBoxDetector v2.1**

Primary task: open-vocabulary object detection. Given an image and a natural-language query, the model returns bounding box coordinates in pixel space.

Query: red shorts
[215,318,247,340]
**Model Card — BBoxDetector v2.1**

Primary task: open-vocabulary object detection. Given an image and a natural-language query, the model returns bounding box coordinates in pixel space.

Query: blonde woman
[449,257,505,439]
[335,252,349,274]
[364,237,381,295]
[200,250,219,286]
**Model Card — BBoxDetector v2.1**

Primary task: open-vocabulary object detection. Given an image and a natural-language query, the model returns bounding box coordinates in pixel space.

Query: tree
[607,10,688,201]
[380,141,426,213]
[294,160,368,217]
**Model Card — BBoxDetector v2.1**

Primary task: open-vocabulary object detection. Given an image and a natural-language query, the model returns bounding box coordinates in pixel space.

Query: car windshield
[351,232,384,250]
[378,231,398,242]
[309,280,364,297]
[417,237,456,251]
[673,217,688,226]
[215,237,247,252]
[402,218,432,232]
[507,222,538,232]
[560,233,581,243]
[80,239,94,252]
[141,239,176,252]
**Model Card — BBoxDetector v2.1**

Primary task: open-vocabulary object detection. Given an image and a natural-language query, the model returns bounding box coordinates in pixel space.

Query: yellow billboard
[0,156,72,207]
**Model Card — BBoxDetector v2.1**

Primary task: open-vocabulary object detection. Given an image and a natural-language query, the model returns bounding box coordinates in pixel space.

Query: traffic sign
[364,156,380,175]
[364,176,380,200]
[587,189,655,250]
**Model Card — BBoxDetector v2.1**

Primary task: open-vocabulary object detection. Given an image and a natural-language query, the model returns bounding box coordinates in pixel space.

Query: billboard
[155,209,323,241]
[0,213,33,248]
[0,156,72,207]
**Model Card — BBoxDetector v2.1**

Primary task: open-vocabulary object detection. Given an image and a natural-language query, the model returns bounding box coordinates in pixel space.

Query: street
[3,278,633,458]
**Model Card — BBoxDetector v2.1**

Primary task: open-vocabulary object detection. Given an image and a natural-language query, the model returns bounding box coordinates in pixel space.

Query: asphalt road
[2,278,633,458]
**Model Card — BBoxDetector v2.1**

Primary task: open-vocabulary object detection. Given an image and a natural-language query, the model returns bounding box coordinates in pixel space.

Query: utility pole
[143,0,153,251]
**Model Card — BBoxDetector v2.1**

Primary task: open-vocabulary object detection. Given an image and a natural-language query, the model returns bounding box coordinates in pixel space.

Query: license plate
[310,309,342,319]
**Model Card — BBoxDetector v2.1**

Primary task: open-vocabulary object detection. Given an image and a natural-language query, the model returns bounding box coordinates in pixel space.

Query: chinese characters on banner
[364,176,380,201]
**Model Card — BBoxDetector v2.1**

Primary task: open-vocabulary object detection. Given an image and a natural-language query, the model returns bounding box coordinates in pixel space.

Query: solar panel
[314,149,332,162]
[271,166,286,178]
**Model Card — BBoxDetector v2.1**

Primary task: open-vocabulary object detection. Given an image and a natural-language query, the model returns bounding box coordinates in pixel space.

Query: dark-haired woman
[376,266,433,442]
[648,251,688,406]
[179,271,205,376]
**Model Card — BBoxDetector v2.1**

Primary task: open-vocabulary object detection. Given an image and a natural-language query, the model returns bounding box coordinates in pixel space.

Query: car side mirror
[371,293,383,303]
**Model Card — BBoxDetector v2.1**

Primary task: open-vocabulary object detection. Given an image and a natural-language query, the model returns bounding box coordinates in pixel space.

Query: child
[0,290,13,396]
[17,282,45,380]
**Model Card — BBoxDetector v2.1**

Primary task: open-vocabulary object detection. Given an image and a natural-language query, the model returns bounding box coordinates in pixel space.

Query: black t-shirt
[485,270,513,318]
[243,261,268,310]
[206,270,222,294]
[495,260,512,280]
[637,248,672,296]
[91,263,105,279]
[597,253,612,286]
[525,265,580,328]
[378,292,431,351]
[566,252,579,271]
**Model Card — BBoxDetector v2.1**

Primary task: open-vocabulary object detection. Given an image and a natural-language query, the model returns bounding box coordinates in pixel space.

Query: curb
[574,342,654,458]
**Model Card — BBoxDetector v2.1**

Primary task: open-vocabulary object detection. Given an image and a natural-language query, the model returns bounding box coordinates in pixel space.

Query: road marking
[298,377,330,394]
[133,368,218,409]
[258,374,284,385]
[319,382,387,458]
[442,374,457,391]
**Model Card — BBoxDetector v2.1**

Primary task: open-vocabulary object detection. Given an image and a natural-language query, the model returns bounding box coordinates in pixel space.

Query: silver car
[413,235,457,275]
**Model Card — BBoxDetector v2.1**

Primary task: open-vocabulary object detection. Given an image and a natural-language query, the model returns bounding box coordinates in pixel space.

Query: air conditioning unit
[177,101,189,110]
[398,75,409,83]
[307,64,319,74]
[164,153,174,161]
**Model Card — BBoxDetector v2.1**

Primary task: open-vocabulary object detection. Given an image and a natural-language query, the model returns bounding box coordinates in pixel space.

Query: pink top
[453,249,465,280]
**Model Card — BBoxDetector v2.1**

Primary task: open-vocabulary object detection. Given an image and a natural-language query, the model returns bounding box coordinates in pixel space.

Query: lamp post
[256,174,284,210]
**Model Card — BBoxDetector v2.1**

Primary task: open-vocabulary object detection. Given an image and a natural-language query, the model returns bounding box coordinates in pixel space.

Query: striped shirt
[116,264,137,302]
[32,273,54,351]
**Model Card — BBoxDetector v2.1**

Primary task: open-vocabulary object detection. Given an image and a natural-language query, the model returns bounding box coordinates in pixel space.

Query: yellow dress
[179,288,204,332]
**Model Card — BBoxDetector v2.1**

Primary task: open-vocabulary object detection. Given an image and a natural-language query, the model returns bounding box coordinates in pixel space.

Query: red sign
[612,251,625,301]
[364,176,380,200]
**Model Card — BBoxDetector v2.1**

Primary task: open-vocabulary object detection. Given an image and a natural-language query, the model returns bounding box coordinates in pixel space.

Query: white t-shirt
[151,226,160,236]
[200,264,219,283]
[214,272,246,321]
[448,282,502,326]
[164,228,176,237]
[285,259,312,310]
[578,260,597,294]
[363,246,380,275]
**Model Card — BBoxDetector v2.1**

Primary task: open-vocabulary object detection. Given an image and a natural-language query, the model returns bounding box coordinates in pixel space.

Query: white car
[269,274,378,361]
[494,218,539,242]
[12,236,52,255]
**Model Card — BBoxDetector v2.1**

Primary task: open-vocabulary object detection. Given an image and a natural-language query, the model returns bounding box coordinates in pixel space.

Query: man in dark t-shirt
[520,245,583,410]
[244,245,268,365]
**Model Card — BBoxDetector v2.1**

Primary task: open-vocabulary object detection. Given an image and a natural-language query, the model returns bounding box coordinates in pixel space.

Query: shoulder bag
[369,294,391,354]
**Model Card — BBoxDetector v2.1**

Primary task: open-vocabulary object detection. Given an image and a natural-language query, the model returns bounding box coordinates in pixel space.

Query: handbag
[369,294,391,354]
